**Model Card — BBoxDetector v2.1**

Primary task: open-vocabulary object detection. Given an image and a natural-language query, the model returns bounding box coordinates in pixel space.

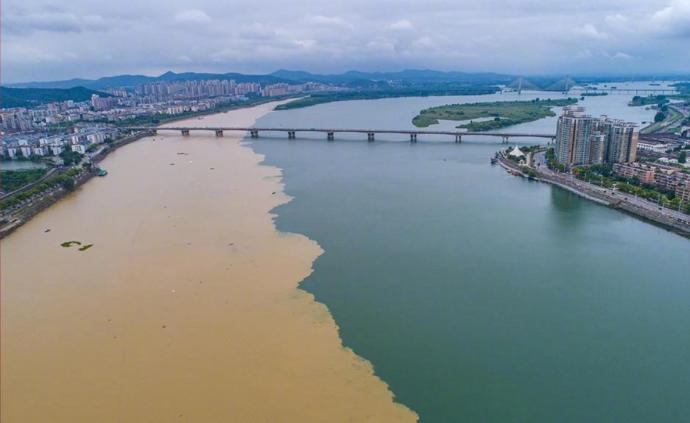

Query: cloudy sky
[2,0,689,83]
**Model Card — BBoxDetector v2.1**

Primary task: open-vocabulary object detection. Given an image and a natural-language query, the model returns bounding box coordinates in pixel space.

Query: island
[412,98,577,131]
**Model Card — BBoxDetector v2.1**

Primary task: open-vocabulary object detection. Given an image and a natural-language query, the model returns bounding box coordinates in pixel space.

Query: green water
[251,85,690,422]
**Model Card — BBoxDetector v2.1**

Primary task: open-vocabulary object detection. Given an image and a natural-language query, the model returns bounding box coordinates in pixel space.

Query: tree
[654,112,666,123]
[679,151,687,164]
[60,178,75,191]
[59,149,84,166]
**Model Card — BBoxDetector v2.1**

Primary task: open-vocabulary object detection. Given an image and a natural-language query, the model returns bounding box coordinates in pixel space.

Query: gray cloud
[1,0,687,83]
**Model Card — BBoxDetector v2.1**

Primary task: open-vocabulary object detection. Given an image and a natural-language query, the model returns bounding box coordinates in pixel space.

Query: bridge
[122,127,556,143]
[569,87,678,95]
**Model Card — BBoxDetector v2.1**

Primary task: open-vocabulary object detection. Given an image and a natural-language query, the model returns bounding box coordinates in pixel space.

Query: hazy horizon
[3,0,690,83]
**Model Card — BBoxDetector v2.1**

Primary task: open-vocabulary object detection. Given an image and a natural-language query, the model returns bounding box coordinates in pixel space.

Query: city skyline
[3,0,690,83]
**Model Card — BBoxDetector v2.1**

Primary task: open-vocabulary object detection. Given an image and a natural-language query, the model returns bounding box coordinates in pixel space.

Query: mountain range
[7,69,516,90]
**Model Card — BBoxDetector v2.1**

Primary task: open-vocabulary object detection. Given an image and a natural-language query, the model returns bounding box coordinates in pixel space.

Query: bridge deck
[124,127,556,139]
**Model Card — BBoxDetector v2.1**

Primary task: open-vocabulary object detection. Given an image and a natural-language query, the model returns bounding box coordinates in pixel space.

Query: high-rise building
[554,106,595,165]
[601,118,637,163]
[554,106,637,166]
[588,133,606,164]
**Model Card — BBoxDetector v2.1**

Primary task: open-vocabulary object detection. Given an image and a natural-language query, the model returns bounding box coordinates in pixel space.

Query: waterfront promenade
[498,152,690,238]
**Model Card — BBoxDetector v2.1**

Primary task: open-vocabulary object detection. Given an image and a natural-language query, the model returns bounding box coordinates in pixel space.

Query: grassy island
[629,95,669,107]
[412,98,577,131]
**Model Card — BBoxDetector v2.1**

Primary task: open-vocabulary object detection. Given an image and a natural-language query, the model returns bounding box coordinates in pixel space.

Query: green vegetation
[275,87,500,110]
[629,95,669,107]
[61,241,82,248]
[0,86,110,109]
[0,167,83,211]
[545,148,566,172]
[573,164,690,214]
[412,98,577,131]
[641,106,684,134]
[59,149,84,166]
[78,243,94,251]
[1,168,47,192]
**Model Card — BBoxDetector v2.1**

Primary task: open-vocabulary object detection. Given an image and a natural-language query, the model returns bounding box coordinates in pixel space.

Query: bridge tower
[410,133,417,143]
[215,130,223,137]
[367,132,375,142]
[327,132,334,141]
[288,131,296,139]
[181,129,190,136]
[563,75,575,93]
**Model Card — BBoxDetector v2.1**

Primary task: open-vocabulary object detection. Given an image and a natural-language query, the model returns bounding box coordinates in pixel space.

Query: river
[1,101,416,422]
[251,82,690,422]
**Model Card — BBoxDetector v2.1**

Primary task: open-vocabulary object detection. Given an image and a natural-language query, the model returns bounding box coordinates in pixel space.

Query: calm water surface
[252,84,690,422]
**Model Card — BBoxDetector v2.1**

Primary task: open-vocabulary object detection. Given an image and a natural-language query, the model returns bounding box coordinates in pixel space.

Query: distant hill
[271,69,515,85]
[9,69,516,90]
[0,86,110,109]
[8,71,292,90]
[7,70,690,91]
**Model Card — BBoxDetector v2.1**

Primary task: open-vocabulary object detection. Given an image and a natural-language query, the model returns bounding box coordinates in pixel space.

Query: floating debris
[78,244,94,251]
[61,241,82,248]
[177,152,189,155]
[44,228,51,233]
[169,163,175,166]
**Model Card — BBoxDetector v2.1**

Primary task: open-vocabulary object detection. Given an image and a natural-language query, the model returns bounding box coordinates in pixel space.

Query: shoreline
[0,131,152,239]
[497,154,690,239]
[0,96,304,240]
[1,100,417,422]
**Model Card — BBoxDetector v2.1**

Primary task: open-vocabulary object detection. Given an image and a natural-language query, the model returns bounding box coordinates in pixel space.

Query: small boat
[97,168,108,177]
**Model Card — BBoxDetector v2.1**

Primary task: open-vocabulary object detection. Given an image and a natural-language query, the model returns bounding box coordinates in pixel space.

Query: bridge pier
[181,129,190,136]
[410,133,417,143]
[288,131,296,139]
[455,134,462,143]
[215,129,223,137]
[250,130,259,138]
[327,132,334,141]
[367,132,375,142]
[501,135,509,144]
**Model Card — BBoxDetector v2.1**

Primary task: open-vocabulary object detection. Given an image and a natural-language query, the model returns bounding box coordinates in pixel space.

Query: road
[532,151,690,226]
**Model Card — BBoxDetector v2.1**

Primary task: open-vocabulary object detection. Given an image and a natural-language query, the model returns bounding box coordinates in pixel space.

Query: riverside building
[554,106,637,166]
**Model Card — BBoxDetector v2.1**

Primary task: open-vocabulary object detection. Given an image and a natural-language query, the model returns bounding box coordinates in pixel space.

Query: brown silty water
[0,101,417,422]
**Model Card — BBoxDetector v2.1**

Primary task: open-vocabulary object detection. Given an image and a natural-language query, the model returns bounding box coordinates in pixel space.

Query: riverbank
[0,131,152,239]
[1,100,417,422]
[497,153,690,238]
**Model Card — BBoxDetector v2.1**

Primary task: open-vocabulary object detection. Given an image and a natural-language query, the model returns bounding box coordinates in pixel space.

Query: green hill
[0,86,110,109]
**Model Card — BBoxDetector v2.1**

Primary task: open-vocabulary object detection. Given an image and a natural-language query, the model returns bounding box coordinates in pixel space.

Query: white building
[637,141,670,154]
[50,144,64,156]
[71,144,87,154]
